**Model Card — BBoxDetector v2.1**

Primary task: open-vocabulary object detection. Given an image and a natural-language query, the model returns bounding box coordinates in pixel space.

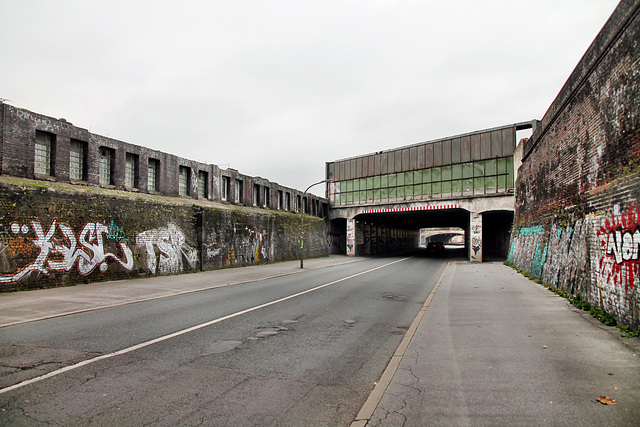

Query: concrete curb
[351,260,451,426]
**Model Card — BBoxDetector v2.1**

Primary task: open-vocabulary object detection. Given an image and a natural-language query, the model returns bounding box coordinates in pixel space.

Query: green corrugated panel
[497,157,507,174]
[485,176,497,193]
[373,175,380,190]
[397,186,405,198]
[405,185,413,197]
[422,169,432,183]
[405,171,413,185]
[474,161,485,177]
[486,159,497,175]
[432,182,441,197]
[414,170,422,184]
[442,181,452,195]
[498,175,507,190]
[380,174,388,188]
[452,164,462,179]
[462,163,473,179]
[366,177,373,190]
[423,183,431,196]
[507,157,514,188]
[442,165,452,181]
[452,179,461,193]
[389,174,397,187]
[397,173,405,186]
[474,177,485,194]
[463,178,473,194]
[432,167,441,182]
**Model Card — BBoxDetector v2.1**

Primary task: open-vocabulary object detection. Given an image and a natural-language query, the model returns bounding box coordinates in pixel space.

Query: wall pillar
[470,212,483,262]
[346,217,356,256]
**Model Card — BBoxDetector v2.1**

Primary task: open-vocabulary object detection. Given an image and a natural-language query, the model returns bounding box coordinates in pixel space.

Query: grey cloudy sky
[1,0,619,195]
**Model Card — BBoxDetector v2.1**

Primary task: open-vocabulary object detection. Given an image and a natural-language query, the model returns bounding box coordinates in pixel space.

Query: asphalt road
[0,255,447,426]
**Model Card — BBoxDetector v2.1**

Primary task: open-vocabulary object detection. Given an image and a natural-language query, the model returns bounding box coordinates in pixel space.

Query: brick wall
[0,102,327,216]
[510,0,640,331]
[0,178,328,292]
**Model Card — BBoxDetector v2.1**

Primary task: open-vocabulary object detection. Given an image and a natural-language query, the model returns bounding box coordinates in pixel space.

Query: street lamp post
[300,179,332,269]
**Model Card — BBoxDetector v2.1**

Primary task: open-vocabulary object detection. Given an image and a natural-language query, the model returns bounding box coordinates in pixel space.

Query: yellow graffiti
[226,244,236,266]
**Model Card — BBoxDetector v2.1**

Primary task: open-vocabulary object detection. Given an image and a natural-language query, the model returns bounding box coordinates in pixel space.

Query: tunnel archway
[350,208,471,257]
[333,205,514,261]
[329,218,347,254]
[482,210,514,260]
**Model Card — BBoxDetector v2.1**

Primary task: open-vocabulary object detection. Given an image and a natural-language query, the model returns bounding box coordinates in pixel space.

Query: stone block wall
[0,178,328,292]
[510,0,640,331]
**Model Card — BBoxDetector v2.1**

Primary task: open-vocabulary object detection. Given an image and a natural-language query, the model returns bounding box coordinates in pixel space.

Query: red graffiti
[597,203,640,292]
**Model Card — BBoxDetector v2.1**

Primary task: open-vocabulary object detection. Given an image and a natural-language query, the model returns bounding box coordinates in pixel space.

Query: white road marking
[0,257,410,395]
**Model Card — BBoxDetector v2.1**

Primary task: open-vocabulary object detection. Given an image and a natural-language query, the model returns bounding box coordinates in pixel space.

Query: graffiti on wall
[597,203,640,292]
[508,225,546,278]
[200,224,271,268]
[346,219,355,255]
[135,223,198,275]
[470,214,482,260]
[0,219,134,284]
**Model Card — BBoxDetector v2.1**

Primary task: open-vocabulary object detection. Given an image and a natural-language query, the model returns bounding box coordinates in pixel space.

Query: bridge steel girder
[329,195,514,262]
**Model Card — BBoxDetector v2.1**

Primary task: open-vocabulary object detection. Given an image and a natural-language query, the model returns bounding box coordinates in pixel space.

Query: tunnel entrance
[482,210,514,260]
[335,206,514,262]
[350,208,470,257]
[420,227,465,247]
[329,218,347,254]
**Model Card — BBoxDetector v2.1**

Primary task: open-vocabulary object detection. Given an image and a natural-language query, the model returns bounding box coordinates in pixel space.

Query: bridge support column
[346,217,356,256]
[469,212,482,262]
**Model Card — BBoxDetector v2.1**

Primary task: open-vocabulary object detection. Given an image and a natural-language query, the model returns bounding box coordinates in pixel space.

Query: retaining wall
[0,178,328,292]
[509,0,640,331]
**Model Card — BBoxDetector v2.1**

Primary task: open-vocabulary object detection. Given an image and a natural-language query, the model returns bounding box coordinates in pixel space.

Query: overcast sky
[1,0,619,195]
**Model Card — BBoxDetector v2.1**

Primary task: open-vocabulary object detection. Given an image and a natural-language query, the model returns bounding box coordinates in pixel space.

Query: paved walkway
[358,261,640,426]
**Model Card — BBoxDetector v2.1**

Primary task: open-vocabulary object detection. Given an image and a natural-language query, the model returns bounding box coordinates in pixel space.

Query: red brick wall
[511,0,640,331]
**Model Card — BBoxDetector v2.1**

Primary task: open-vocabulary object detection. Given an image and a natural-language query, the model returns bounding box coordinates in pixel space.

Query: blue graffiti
[518,225,543,237]
[106,220,129,242]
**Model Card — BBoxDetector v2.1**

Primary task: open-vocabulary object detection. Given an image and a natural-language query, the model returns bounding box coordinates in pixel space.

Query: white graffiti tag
[0,219,134,284]
[136,223,198,275]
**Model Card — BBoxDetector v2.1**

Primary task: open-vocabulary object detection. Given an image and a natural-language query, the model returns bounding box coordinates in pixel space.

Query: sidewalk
[359,261,640,426]
[0,255,363,328]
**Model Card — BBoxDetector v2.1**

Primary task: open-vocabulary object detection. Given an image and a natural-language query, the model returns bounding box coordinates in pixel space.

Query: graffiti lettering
[0,219,134,284]
[136,223,198,275]
[597,203,640,291]
[106,220,129,242]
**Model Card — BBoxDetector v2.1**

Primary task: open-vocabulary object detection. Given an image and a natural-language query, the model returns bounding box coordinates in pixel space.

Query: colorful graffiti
[135,223,198,275]
[597,203,640,292]
[0,219,133,283]
[508,225,545,278]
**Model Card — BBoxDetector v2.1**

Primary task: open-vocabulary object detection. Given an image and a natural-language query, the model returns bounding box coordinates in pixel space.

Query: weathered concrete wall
[510,0,640,331]
[0,178,328,292]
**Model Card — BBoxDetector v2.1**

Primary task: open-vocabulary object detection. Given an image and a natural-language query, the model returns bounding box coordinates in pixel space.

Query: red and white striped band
[361,204,459,214]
